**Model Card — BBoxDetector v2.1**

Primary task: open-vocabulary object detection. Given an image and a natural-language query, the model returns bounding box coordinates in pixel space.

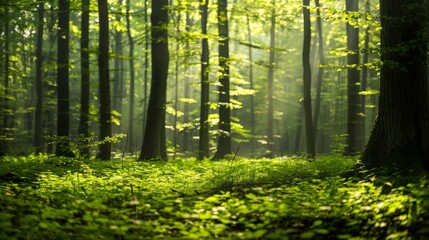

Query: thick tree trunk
[79,0,90,157]
[213,0,232,159]
[140,0,169,161]
[56,0,74,157]
[198,0,210,160]
[97,0,112,160]
[362,0,429,171]
[345,0,361,155]
[35,3,45,153]
[302,0,315,157]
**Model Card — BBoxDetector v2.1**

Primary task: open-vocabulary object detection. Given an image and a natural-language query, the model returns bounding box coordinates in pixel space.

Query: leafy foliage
[1,155,428,239]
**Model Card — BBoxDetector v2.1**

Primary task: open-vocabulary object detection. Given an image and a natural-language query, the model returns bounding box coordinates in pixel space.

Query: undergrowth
[0,154,428,239]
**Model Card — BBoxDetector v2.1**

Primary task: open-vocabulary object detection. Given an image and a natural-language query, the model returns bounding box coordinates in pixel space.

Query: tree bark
[313,0,325,145]
[246,14,256,157]
[302,0,315,157]
[56,0,74,157]
[266,0,276,158]
[79,0,90,157]
[126,0,135,153]
[97,0,112,160]
[35,3,45,154]
[140,0,169,161]
[362,0,429,172]
[198,0,210,160]
[0,7,10,156]
[345,0,361,155]
[213,0,232,159]
[360,0,370,147]
[113,0,124,135]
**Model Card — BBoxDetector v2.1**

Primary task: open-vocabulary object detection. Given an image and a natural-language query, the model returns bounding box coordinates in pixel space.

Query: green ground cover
[0,155,428,239]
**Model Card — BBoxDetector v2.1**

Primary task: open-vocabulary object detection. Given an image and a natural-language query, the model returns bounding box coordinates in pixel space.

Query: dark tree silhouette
[198,0,210,160]
[362,0,429,171]
[126,0,135,153]
[302,0,315,157]
[34,3,45,154]
[140,0,169,161]
[345,0,361,155]
[79,0,90,157]
[213,0,232,159]
[56,0,74,157]
[97,0,112,160]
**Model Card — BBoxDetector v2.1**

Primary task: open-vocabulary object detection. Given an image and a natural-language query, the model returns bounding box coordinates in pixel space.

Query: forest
[0,0,429,239]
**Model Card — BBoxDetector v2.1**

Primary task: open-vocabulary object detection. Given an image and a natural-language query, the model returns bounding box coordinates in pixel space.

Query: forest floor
[0,154,428,239]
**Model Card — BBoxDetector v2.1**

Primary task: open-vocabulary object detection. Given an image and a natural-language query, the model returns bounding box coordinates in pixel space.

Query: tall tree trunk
[97,0,112,160]
[79,0,90,157]
[182,11,191,153]
[362,0,429,171]
[113,0,124,134]
[173,0,182,159]
[360,0,370,146]
[56,0,74,157]
[139,0,169,161]
[213,0,232,159]
[302,0,315,157]
[126,0,135,153]
[345,0,361,155]
[198,0,210,160]
[246,14,256,156]
[35,2,45,153]
[1,7,10,156]
[142,0,149,137]
[313,0,325,144]
[46,0,57,154]
[266,0,276,158]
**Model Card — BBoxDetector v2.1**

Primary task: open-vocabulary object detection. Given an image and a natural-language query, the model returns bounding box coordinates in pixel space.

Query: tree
[362,0,429,171]
[113,0,124,136]
[0,7,10,157]
[97,0,112,160]
[126,0,135,153]
[246,13,256,156]
[360,0,370,147]
[266,0,276,157]
[35,2,45,154]
[56,0,74,157]
[139,0,169,161]
[302,0,315,157]
[313,0,325,145]
[213,0,232,159]
[345,0,361,155]
[79,0,90,157]
[198,0,210,160]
